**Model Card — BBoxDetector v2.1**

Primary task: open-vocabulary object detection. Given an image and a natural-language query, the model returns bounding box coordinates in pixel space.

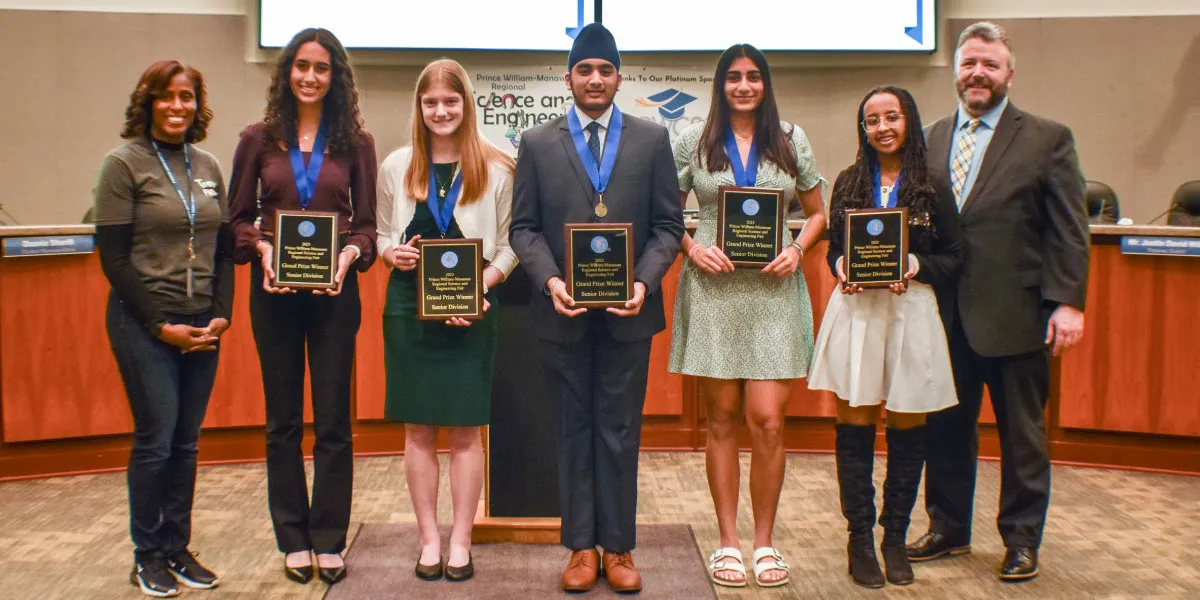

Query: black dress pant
[924,315,1051,549]
[250,264,360,554]
[537,314,652,553]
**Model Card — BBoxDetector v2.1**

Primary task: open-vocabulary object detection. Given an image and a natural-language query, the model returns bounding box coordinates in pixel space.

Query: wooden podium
[473,265,561,543]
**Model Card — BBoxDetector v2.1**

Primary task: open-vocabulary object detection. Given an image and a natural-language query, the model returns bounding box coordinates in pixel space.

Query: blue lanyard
[566,107,623,196]
[724,126,759,187]
[427,163,463,236]
[288,122,327,209]
[873,166,902,208]
[152,141,196,241]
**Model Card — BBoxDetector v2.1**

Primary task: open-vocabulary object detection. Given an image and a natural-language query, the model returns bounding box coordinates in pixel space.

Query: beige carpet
[325,523,715,599]
[0,453,1196,599]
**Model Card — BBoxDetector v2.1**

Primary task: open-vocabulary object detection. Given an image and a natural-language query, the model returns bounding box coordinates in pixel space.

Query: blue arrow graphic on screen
[904,1,924,44]
[566,0,584,38]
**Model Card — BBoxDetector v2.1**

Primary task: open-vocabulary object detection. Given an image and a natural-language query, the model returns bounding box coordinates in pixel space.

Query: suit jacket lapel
[961,103,1023,216]
[927,117,954,184]
[558,122,597,204]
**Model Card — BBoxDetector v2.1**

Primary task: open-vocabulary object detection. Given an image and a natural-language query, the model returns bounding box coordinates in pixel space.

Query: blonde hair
[404,59,514,205]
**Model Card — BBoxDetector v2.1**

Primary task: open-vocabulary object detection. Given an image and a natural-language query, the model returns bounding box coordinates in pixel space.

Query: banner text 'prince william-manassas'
[470,67,713,157]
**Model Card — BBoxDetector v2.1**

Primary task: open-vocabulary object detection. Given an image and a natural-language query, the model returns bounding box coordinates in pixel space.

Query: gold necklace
[435,163,456,198]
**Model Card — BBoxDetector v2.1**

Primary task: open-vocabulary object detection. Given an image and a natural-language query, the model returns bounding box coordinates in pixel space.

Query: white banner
[468,66,714,156]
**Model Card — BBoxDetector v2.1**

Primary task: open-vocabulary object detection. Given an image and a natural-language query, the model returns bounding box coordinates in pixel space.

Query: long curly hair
[121,59,212,143]
[404,59,514,206]
[697,44,798,178]
[829,86,938,242]
[263,28,364,155]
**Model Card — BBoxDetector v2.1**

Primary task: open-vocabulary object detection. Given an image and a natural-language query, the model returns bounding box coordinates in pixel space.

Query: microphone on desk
[0,202,18,226]
[1146,203,1179,225]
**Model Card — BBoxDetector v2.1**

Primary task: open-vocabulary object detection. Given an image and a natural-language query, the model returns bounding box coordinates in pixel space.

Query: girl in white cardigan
[375,58,516,583]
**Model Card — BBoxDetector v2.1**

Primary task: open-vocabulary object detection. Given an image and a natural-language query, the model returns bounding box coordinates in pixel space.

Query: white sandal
[752,546,790,587]
[707,547,747,587]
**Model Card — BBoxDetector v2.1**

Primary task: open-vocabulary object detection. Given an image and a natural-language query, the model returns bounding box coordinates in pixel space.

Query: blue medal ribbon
[427,164,463,236]
[152,141,196,230]
[724,126,759,187]
[288,122,327,209]
[152,140,197,297]
[566,106,623,197]
[873,166,902,208]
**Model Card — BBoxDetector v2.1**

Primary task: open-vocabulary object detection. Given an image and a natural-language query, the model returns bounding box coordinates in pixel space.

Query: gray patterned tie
[586,121,602,165]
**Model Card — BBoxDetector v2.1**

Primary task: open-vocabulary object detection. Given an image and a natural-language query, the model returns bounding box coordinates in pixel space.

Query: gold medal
[594,193,608,218]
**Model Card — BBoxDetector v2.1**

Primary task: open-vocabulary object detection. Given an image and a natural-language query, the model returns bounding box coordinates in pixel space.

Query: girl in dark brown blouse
[226,27,376,587]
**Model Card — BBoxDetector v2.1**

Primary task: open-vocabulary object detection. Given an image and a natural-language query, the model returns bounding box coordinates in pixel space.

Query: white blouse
[375,145,518,279]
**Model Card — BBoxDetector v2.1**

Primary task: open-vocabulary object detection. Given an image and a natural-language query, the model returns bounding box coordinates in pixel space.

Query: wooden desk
[1,225,1197,479]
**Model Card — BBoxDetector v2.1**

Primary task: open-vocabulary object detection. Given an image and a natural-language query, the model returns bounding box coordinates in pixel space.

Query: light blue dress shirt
[949,97,1008,204]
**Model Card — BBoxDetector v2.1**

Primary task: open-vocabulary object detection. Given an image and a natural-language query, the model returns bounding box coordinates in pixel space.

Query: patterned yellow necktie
[950,119,982,208]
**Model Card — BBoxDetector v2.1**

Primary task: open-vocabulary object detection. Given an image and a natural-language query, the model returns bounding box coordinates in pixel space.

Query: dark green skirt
[382,271,499,426]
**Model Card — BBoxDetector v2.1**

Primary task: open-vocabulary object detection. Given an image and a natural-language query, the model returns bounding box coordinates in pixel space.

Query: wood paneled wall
[1057,243,1200,436]
[3,237,1197,479]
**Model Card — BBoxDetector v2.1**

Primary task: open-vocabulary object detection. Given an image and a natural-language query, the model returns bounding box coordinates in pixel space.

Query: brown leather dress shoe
[562,549,600,592]
[603,551,642,593]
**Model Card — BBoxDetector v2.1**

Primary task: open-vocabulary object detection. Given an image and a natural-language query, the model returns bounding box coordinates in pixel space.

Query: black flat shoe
[415,559,444,581]
[445,554,474,582]
[906,531,971,562]
[999,547,1038,581]
[319,564,347,585]
[283,562,314,584]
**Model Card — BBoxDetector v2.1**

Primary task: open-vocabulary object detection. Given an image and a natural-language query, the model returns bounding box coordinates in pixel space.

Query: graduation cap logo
[635,88,697,121]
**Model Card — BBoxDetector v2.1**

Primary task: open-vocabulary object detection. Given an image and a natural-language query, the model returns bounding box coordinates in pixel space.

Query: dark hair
[264,28,364,155]
[829,86,938,240]
[121,59,212,143]
[697,44,798,178]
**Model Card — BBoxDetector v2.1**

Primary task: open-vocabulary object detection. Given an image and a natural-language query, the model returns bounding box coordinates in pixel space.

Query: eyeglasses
[861,113,905,132]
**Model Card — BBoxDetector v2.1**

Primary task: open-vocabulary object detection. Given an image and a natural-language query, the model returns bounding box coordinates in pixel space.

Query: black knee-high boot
[836,423,884,588]
[879,425,926,585]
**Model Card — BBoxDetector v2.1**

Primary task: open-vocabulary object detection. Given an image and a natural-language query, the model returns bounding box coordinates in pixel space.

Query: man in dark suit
[906,22,1089,581]
[509,23,684,593]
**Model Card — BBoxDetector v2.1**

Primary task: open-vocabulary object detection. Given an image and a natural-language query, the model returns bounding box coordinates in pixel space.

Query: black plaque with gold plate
[565,223,633,308]
[417,238,483,321]
[272,210,338,289]
[844,207,908,288]
[716,186,784,268]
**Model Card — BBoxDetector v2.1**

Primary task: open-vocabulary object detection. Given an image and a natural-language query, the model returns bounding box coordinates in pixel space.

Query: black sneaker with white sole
[130,553,180,598]
[166,549,220,589]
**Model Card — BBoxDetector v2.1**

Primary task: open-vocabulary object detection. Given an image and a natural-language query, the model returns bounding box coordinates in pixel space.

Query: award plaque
[565,223,633,308]
[716,186,785,268]
[844,207,908,288]
[417,238,484,321]
[273,210,338,289]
